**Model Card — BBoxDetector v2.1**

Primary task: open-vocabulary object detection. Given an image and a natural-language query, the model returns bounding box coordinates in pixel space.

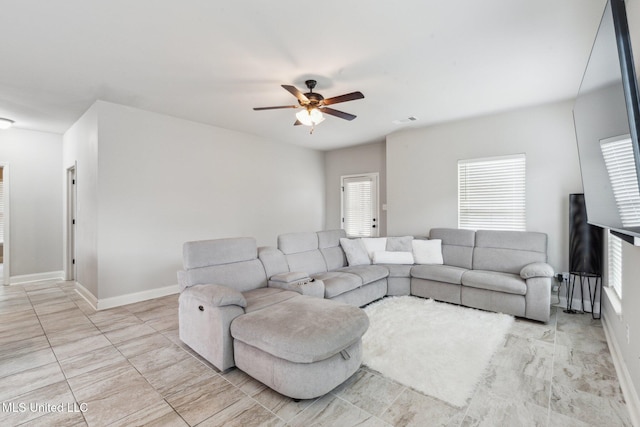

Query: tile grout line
[23,282,90,426]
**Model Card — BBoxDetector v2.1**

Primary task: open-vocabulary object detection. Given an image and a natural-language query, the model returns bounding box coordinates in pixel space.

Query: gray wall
[386,99,583,273]
[64,101,325,302]
[0,128,63,278]
[324,141,387,236]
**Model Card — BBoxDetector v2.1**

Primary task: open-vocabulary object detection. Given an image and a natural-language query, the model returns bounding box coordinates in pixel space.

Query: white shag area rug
[362,296,514,407]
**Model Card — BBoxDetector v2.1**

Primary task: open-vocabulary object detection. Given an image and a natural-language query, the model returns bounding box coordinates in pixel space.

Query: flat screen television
[574,0,640,244]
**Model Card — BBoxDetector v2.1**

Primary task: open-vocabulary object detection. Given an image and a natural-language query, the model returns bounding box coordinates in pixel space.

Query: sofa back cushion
[182,237,267,292]
[429,228,475,269]
[318,229,348,270]
[473,230,547,274]
[278,231,328,275]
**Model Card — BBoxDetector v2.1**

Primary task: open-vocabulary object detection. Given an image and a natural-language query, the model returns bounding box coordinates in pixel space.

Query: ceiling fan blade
[294,120,302,126]
[321,107,357,121]
[322,91,364,106]
[282,85,310,103]
[253,105,298,111]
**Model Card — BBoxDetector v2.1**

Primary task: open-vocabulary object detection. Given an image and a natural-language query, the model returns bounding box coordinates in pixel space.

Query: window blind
[342,176,376,237]
[600,136,640,227]
[458,154,526,231]
[608,231,623,298]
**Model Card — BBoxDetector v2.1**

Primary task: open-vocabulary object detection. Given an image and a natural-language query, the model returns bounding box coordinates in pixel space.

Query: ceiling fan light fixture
[0,118,15,130]
[295,108,324,126]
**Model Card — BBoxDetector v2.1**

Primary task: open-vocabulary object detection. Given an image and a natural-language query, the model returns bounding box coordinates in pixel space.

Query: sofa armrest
[520,262,554,280]
[182,284,247,308]
[268,272,325,298]
[269,271,310,284]
[177,270,190,292]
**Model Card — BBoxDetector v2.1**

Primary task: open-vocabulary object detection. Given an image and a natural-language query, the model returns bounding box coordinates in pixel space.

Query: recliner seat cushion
[230,295,369,363]
[411,264,468,285]
[243,288,299,313]
[338,265,389,285]
[461,270,527,295]
[312,271,362,298]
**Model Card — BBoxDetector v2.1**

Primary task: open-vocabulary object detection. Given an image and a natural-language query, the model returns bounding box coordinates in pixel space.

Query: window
[600,135,640,227]
[341,173,379,237]
[458,154,526,231]
[608,231,623,298]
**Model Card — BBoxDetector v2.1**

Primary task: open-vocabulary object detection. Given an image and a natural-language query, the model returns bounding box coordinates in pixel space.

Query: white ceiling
[0,0,606,150]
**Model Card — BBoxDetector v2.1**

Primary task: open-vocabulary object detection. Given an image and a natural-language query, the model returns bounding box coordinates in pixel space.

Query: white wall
[324,142,387,236]
[64,101,325,302]
[62,105,99,296]
[0,128,63,278]
[386,99,583,272]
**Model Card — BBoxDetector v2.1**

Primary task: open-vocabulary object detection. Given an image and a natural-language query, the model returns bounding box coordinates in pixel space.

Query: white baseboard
[10,271,65,285]
[557,295,601,315]
[74,282,98,311]
[602,314,640,427]
[74,282,179,311]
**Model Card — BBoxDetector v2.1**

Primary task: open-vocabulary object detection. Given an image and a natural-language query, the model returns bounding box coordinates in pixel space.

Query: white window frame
[608,230,623,299]
[458,154,526,231]
[341,173,379,238]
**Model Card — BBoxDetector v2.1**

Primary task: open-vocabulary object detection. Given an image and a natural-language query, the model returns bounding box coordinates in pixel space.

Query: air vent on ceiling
[392,116,419,125]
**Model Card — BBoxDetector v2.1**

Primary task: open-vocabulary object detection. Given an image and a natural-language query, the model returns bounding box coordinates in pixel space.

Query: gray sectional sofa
[177,227,554,399]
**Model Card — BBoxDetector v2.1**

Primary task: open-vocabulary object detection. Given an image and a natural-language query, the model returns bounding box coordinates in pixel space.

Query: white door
[341,173,379,237]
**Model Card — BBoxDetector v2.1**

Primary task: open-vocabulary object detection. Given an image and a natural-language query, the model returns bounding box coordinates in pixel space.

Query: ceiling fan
[253,79,364,132]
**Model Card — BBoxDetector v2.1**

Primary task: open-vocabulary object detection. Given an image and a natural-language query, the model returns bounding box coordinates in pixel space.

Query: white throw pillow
[412,239,444,264]
[361,237,387,261]
[372,251,415,264]
[339,238,371,266]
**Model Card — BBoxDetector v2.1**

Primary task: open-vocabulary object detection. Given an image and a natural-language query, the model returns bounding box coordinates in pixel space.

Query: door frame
[65,164,77,281]
[0,162,10,285]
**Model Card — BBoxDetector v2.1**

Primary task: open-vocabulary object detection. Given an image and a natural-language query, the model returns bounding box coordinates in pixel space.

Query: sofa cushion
[286,251,328,275]
[312,271,362,298]
[340,238,370,266]
[429,228,475,269]
[384,264,413,278]
[411,264,468,285]
[243,287,299,313]
[338,265,388,285]
[412,239,444,264]
[278,232,318,255]
[186,258,267,293]
[318,230,348,271]
[320,246,348,271]
[183,237,257,269]
[461,270,527,295]
[317,229,346,249]
[361,238,387,260]
[473,230,547,274]
[230,295,369,363]
[372,251,414,264]
[386,236,413,252]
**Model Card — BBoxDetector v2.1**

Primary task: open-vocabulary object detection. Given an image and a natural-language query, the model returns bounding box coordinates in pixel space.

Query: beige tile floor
[0,280,633,426]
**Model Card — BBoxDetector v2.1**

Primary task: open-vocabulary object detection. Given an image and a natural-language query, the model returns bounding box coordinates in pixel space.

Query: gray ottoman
[230,295,369,399]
